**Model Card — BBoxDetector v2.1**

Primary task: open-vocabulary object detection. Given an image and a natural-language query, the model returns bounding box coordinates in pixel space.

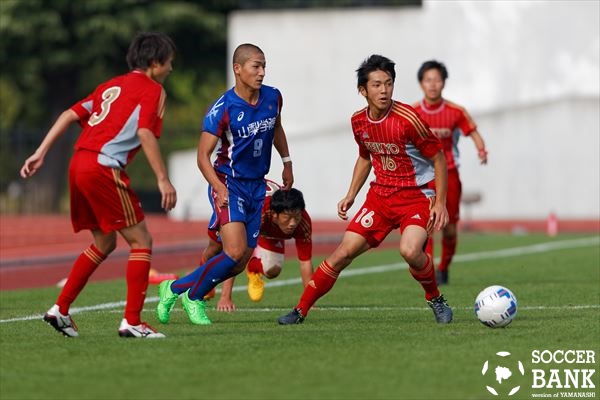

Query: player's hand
[158,178,177,211]
[20,153,44,178]
[427,202,448,233]
[478,149,488,165]
[337,197,355,220]
[213,183,229,209]
[216,297,236,312]
[281,163,293,190]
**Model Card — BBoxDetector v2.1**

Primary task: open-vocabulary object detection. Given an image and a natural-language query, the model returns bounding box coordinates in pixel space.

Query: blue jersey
[202,85,282,180]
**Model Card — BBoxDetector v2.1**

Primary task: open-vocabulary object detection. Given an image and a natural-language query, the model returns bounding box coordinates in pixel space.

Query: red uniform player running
[278,54,453,325]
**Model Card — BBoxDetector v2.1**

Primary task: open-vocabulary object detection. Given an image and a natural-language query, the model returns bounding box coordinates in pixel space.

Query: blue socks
[171,252,237,300]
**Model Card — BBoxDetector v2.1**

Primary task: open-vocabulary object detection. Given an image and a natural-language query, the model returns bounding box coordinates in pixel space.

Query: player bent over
[278,54,453,325]
[20,32,177,338]
[202,184,313,311]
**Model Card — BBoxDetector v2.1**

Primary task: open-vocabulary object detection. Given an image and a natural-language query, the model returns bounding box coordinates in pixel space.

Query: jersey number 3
[88,86,121,127]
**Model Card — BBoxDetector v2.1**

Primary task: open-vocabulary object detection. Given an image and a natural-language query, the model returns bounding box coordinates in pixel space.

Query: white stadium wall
[169,1,599,221]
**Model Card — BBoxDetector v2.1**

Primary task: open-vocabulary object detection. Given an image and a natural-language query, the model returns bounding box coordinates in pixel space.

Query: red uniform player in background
[413,60,488,285]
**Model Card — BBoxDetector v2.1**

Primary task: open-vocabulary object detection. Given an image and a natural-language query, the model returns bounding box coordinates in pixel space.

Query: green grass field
[1,233,599,400]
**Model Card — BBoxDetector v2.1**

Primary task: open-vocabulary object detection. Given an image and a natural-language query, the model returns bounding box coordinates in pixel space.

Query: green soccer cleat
[156,280,179,324]
[181,291,212,325]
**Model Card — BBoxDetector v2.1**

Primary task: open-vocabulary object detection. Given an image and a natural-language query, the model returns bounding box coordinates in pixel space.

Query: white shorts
[252,245,285,272]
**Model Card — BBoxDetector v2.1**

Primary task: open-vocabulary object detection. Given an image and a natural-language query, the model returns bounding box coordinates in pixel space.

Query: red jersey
[259,196,313,261]
[70,70,166,169]
[412,99,476,170]
[351,101,442,197]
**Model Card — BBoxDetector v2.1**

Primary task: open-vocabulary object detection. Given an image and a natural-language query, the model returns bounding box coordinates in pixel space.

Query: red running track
[0,214,349,290]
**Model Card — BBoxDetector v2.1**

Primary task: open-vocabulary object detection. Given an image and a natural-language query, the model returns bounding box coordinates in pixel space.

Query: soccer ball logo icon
[481,351,525,396]
[475,285,518,328]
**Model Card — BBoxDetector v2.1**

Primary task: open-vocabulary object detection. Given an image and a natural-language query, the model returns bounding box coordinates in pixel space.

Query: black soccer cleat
[427,295,453,324]
[277,308,305,325]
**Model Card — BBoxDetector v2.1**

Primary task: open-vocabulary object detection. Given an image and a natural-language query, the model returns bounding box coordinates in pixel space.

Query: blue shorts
[207,174,266,248]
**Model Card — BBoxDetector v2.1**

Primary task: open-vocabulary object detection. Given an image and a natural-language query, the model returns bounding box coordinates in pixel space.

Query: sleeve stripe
[392,104,430,139]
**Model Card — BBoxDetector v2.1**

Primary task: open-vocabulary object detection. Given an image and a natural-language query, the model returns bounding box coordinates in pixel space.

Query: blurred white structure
[169,0,599,220]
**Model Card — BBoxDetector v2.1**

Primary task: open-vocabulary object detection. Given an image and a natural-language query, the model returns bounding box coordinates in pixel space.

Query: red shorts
[69,150,144,233]
[446,168,462,223]
[346,188,434,248]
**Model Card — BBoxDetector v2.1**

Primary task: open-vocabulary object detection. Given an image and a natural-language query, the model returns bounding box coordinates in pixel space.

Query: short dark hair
[233,43,264,65]
[126,32,176,70]
[356,54,396,89]
[417,60,448,82]
[270,188,305,213]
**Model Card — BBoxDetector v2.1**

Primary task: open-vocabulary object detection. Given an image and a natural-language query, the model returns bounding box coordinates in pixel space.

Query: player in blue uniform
[156,43,294,325]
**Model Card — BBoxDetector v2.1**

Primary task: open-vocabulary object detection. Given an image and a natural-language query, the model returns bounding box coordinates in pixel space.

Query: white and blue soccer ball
[474,285,518,328]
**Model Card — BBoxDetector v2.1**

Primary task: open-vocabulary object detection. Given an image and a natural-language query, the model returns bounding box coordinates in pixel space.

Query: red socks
[124,249,152,325]
[409,254,440,301]
[246,257,264,274]
[57,245,106,314]
[438,236,457,273]
[296,260,339,316]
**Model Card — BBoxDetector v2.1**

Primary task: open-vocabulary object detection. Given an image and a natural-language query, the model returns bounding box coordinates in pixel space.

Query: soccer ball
[474,285,518,328]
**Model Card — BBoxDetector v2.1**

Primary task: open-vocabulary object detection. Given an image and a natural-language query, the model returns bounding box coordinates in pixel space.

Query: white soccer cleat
[43,304,79,337]
[118,319,166,339]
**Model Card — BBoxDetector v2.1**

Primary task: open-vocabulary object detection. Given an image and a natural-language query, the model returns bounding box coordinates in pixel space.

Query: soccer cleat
[247,270,265,302]
[181,291,212,325]
[156,279,179,324]
[277,308,305,325]
[43,304,79,337]
[427,295,453,324]
[118,319,165,338]
[436,270,449,285]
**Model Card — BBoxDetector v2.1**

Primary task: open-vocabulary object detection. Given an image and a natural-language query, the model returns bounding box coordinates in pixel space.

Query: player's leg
[400,225,439,299]
[278,192,388,324]
[117,220,165,338]
[246,241,284,302]
[200,234,223,300]
[45,153,117,337]
[278,231,370,324]
[437,169,461,284]
[399,225,452,324]
[45,231,115,338]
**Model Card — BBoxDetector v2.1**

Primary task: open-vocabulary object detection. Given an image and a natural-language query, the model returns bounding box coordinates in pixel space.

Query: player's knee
[263,265,281,279]
[399,244,421,264]
[97,239,117,255]
[223,248,245,262]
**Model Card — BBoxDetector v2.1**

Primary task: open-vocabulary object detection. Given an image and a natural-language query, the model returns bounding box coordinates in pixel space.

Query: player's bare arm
[273,115,293,189]
[337,155,371,220]
[298,259,313,287]
[470,130,488,165]
[428,151,449,232]
[20,109,80,178]
[197,132,229,208]
[138,128,177,211]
